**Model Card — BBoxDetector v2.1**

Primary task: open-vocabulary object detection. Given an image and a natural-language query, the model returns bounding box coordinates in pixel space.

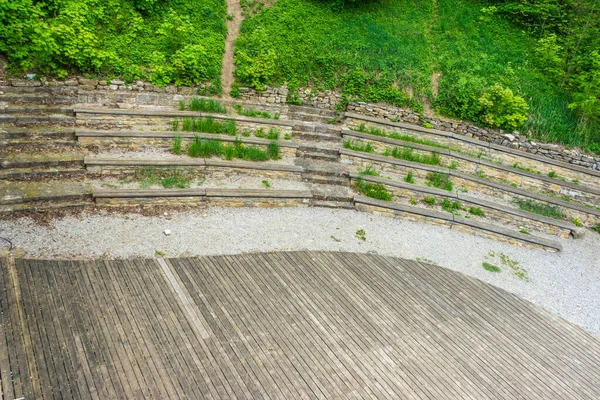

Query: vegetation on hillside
[235,0,600,153]
[0,0,226,90]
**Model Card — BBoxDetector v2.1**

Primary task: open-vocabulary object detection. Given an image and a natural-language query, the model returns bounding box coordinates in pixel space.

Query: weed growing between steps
[180,98,228,113]
[468,207,486,217]
[184,136,280,161]
[255,128,280,140]
[178,117,237,135]
[172,135,183,155]
[354,178,392,201]
[425,172,453,191]
[384,147,441,166]
[513,198,566,220]
[482,262,501,273]
[593,224,600,233]
[354,124,455,151]
[234,105,280,119]
[423,196,436,206]
[404,170,416,184]
[358,164,380,176]
[343,139,374,153]
[440,199,462,214]
[132,168,196,189]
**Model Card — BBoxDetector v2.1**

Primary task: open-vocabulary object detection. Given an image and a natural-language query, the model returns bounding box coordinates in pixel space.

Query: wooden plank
[0,257,15,400]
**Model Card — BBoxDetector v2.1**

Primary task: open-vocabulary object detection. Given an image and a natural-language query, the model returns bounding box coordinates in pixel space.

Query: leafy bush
[478,84,529,131]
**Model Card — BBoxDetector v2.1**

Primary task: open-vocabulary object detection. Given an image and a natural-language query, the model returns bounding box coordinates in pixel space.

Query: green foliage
[354,124,454,151]
[343,139,374,153]
[404,170,416,184]
[186,136,277,161]
[255,128,280,140]
[386,147,441,165]
[0,0,227,86]
[478,84,529,130]
[172,135,183,154]
[593,224,600,233]
[468,207,486,217]
[482,262,501,273]
[262,179,271,188]
[513,198,567,220]
[358,164,380,176]
[423,196,436,206]
[425,172,453,191]
[135,167,194,189]
[440,199,462,213]
[354,178,393,201]
[233,104,274,119]
[266,140,281,159]
[188,98,228,113]
[180,117,237,135]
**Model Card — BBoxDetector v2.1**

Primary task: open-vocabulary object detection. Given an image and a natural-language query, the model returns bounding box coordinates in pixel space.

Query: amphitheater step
[0,115,76,125]
[0,151,85,169]
[0,166,87,180]
[0,181,92,213]
[312,200,355,209]
[0,126,76,140]
[354,195,563,252]
[303,174,349,186]
[0,106,75,116]
[310,184,353,202]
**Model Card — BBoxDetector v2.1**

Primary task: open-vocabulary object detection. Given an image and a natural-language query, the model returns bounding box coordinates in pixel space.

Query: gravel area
[1,207,599,336]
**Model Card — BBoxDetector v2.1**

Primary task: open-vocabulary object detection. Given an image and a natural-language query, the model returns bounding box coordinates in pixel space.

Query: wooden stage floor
[1,252,599,399]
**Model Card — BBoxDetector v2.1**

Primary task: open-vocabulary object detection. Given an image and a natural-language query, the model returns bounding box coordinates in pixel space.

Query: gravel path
[1,207,599,336]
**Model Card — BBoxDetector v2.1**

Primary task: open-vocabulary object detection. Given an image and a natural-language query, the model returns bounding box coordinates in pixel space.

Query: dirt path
[221,0,243,98]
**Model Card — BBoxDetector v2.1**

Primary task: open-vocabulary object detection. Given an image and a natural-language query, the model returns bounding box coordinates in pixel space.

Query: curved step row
[354,195,562,252]
[341,148,600,228]
[344,112,600,182]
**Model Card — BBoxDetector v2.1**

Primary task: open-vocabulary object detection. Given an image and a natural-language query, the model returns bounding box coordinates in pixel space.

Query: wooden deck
[1,252,599,399]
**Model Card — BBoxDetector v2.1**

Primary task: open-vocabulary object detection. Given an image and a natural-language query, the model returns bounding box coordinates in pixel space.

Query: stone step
[0,126,76,140]
[0,167,87,180]
[0,181,92,206]
[303,174,348,186]
[0,115,76,125]
[0,94,78,105]
[310,184,353,202]
[311,200,355,209]
[0,106,75,116]
[0,152,85,169]
[0,200,92,214]
[298,151,339,162]
[298,145,339,156]
[0,85,78,94]
[354,195,563,252]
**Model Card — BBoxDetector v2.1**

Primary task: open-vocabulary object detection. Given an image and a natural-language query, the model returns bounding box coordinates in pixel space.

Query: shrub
[478,84,529,131]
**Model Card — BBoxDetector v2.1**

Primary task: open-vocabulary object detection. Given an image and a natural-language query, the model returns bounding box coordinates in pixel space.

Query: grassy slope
[235,0,595,152]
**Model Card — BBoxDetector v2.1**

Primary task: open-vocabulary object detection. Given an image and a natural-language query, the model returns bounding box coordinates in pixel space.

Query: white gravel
[1,207,599,336]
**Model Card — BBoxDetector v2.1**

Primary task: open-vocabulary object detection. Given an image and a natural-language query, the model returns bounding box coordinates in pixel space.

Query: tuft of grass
[410,198,417,205]
[344,139,375,153]
[181,117,237,135]
[172,135,183,155]
[482,262,501,273]
[284,133,292,140]
[449,161,459,170]
[469,207,486,217]
[425,172,453,191]
[178,100,185,111]
[593,224,600,233]
[256,127,281,140]
[358,164,380,176]
[242,131,251,137]
[355,229,366,241]
[387,147,441,165]
[440,199,462,213]
[404,170,415,184]
[519,229,530,235]
[354,124,453,151]
[262,180,271,188]
[513,198,567,220]
[135,167,194,189]
[171,119,180,132]
[423,196,436,206]
[266,140,281,159]
[355,178,393,201]
[188,136,224,158]
[189,98,227,113]
[233,104,273,118]
[547,170,557,178]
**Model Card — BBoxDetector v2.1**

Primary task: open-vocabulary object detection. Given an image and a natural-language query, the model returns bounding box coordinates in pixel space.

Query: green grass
[234,104,274,119]
[425,172,453,191]
[593,224,600,233]
[355,228,366,241]
[384,146,441,165]
[404,170,416,184]
[255,128,280,140]
[180,117,237,135]
[468,207,486,217]
[186,137,277,161]
[172,135,183,155]
[513,198,567,220]
[519,229,530,235]
[188,98,228,113]
[423,196,436,206]
[171,120,180,132]
[343,139,375,153]
[482,262,501,273]
[358,165,380,177]
[354,178,393,201]
[134,167,194,189]
[440,199,462,213]
[262,180,271,188]
[354,124,453,151]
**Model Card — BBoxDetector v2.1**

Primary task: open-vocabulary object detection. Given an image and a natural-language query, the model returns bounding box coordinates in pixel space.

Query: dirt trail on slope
[221,0,243,98]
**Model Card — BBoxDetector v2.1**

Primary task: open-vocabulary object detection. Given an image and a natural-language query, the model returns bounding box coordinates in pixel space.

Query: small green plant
[499,253,529,282]
[266,140,281,159]
[274,112,280,120]
[482,262,501,273]
[513,198,566,220]
[267,128,280,140]
[388,147,441,165]
[262,180,271,188]
[573,179,579,185]
[155,250,167,257]
[593,224,600,233]
[353,124,453,151]
[355,178,393,201]
[475,168,487,179]
[423,196,436,206]
[180,117,237,135]
[331,235,341,242]
[358,164,380,176]
[242,131,251,137]
[284,133,292,140]
[189,98,227,113]
[425,172,453,191]
[548,170,557,178]
[178,100,185,111]
[233,104,273,119]
[135,167,194,189]
[571,218,583,227]
[449,161,459,170]
[404,170,416,184]
[423,122,434,129]
[171,119,180,131]
[410,198,418,205]
[468,207,486,217]
[355,228,366,241]
[172,135,183,155]
[441,199,462,213]
[343,139,375,153]
[519,229,530,235]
